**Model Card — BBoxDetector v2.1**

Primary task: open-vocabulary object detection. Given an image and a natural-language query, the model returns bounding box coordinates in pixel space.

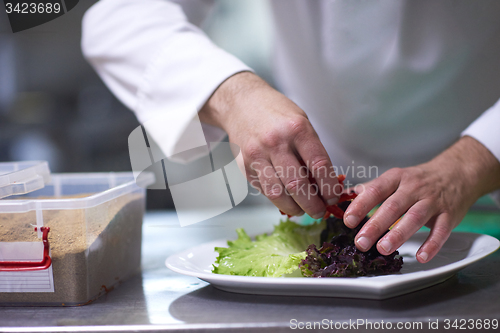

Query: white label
[0,242,54,293]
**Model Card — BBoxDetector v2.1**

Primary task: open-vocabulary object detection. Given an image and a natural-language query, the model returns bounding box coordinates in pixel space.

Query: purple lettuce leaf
[300,201,403,278]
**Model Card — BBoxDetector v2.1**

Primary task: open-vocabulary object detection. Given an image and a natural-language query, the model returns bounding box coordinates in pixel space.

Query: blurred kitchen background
[0,0,273,209]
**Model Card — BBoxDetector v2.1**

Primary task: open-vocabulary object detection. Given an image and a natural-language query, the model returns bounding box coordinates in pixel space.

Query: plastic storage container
[0,171,154,306]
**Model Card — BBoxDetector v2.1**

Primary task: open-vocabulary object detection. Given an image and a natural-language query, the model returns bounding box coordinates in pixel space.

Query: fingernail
[356,237,370,251]
[379,239,392,253]
[312,211,326,219]
[344,215,358,228]
[418,252,428,262]
[326,197,339,206]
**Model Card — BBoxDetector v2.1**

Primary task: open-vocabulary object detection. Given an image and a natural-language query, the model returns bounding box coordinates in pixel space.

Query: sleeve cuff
[461,98,500,163]
[462,98,500,204]
[134,30,252,163]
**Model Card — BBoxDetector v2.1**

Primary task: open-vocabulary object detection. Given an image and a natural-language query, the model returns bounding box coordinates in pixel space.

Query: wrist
[199,71,266,133]
[433,136,500,199]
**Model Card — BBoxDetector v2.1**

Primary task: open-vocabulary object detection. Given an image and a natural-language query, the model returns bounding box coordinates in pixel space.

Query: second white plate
[166,232,499,299]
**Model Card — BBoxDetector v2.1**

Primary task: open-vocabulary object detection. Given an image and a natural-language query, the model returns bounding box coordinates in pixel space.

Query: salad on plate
[213,175,403,278]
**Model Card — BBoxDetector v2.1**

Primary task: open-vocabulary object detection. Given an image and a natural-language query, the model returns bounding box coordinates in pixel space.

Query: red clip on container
[0,227,52,272]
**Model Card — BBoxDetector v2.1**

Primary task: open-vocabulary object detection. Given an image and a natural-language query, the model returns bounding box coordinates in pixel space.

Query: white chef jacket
[81,0,500,200]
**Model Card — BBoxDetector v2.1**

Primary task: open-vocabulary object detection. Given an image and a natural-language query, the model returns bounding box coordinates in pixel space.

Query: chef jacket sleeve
[81,0,252,162]
[461,98,500,206]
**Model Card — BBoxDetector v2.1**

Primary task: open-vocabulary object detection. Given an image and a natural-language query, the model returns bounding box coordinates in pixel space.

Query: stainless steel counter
[1,206,499,332]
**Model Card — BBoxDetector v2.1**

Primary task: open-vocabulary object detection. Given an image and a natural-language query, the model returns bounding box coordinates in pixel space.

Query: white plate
[166,232,499,299]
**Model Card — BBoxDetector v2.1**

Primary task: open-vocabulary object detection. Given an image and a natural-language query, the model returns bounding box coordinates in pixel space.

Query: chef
[82,0,500,263]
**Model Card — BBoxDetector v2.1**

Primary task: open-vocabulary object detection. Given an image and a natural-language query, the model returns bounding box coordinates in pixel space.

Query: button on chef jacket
[81,0,500,202]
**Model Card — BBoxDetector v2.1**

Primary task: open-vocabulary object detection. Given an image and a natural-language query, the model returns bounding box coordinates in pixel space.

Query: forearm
[432,136,500,199]
[199,71,308,140]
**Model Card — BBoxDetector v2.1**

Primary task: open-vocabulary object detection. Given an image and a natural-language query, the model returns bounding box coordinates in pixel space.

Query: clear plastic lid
[0,161,51,199]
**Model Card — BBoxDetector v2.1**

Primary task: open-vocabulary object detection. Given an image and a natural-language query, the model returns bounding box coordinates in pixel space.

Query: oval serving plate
[166,232,499,300]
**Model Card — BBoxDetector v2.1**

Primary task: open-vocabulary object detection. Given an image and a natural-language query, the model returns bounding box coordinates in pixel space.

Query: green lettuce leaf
[213,219,325,277]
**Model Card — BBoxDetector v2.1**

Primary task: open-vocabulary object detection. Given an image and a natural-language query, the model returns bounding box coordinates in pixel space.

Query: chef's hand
[199,72,341,219]
[344,136,500,263]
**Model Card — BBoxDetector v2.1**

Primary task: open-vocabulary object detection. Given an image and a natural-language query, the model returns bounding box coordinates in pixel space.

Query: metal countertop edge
[0,323,291,333]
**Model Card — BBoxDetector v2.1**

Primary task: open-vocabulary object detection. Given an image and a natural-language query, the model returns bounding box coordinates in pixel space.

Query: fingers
[344,169,402,229]
[270,152,326,219]
[242,117,338,218]
[294,136,341,206]
[250,159,303,216]
[375,199,437,255]
[354,189,416,252]
[342,165,459,262]
[416,213,452,263]
[351,187,451,263]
